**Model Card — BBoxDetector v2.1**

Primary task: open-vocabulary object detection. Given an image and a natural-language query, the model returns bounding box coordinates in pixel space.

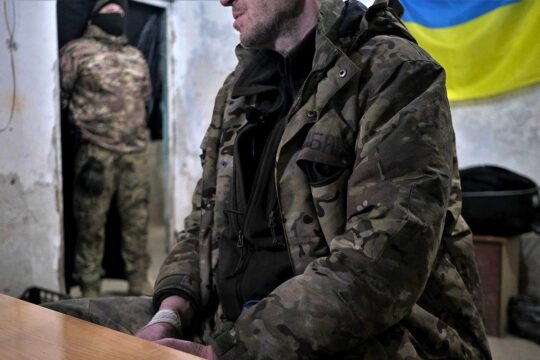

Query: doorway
[56,0,169,294]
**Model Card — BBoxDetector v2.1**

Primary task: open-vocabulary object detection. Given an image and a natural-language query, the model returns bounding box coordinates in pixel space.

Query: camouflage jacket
[154,0,490,358]
[60,25,151,153]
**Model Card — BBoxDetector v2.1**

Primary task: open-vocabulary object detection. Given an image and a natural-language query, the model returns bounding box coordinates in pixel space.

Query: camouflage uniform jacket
[60,25,151,153]
[154,0,490,358]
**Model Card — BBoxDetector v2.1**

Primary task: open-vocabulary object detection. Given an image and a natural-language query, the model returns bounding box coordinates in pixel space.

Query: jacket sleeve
[59,43,80,109]
[213,58,455,359]
[140,55,152,103]
[153,74,234,311]
[152,177,204,310]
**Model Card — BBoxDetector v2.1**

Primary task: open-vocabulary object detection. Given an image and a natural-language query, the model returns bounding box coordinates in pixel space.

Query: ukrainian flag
[401,0,540,101]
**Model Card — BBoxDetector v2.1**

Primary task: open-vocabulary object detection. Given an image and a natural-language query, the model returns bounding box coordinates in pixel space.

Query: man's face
[99,3,125,15]
[220,0,304,48]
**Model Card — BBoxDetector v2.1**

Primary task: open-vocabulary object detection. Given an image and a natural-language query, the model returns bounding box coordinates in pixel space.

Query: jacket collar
[84,24,128,46]
[316,0,348,41]
[231,28,316,99]
[312,0,412,71]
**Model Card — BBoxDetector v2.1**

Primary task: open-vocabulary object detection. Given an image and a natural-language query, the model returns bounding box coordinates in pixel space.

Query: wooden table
[0,294,203,360]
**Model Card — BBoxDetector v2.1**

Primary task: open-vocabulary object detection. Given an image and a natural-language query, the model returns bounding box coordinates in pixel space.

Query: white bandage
[146,309,182,336]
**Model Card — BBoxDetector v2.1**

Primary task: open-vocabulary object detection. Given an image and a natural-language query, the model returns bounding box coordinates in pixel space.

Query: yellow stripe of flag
[404,0,540,101]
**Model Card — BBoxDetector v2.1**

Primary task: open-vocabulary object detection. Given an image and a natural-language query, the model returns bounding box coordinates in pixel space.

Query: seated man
[47,0,491,359]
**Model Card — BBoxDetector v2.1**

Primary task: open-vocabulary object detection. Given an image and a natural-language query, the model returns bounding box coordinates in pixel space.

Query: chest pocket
[296,129,354,187]
[295,109,356,243]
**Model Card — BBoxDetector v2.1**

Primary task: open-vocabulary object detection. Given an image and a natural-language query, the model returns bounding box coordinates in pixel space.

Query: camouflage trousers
[43,296,154,334]
[73,143,150,288]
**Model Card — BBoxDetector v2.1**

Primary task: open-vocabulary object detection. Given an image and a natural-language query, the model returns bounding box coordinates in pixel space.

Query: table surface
[0,293,203,360]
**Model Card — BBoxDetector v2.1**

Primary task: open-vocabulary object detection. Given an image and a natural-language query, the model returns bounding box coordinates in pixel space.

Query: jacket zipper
[241,117,285,244]
[226,122,254,280]
[288,67,327,118]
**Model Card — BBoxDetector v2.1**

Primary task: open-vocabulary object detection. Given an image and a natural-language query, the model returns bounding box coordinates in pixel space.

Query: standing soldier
[59,0,153,297]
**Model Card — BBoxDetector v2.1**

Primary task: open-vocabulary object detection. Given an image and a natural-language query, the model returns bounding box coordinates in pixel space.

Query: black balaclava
[91,0,126,36]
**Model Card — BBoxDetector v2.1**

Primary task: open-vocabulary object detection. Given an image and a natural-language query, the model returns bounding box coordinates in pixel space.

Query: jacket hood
[91,0,128,16]
[318,0,414,50]
[84,24,128,46]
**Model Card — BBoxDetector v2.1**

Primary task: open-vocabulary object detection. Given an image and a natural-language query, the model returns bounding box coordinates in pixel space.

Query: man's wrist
[159,295,194,329]
[146,309,183,338]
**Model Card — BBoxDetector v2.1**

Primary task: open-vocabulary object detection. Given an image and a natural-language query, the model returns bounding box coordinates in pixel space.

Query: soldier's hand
[154,338,217,360]
[135,322,178,341]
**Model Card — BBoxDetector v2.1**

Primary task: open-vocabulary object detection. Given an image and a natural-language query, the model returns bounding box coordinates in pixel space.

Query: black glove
[77,157,105,196]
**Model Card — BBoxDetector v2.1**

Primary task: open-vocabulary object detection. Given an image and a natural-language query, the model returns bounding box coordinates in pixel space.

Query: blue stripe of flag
[401,0,520,29]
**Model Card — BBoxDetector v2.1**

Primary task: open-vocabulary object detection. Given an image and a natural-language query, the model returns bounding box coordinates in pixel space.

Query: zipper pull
[227,238,247,279]
[237,230,244,248]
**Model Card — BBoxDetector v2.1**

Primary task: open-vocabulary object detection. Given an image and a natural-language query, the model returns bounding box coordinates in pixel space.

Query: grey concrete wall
[0,0,64,296]
[453,84,540,184]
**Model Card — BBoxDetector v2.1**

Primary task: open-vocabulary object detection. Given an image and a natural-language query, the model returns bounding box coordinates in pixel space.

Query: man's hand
[135,295,194,341]
[135,322,178,342]
[155,338,217,360]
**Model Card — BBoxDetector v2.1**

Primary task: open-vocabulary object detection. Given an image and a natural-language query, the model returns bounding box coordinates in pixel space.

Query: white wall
[166,1,237,242]
[0,0,64,296]
[453,84,540,185]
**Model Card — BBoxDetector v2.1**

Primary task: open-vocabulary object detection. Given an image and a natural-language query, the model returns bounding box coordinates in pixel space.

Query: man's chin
[239,36,255,48]
[240,41,260,50]
[239,34,270,50]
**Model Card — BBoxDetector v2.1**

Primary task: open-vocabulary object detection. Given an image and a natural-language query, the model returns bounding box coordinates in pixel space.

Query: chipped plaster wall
[167,1,237,242]
[0,0,64,296]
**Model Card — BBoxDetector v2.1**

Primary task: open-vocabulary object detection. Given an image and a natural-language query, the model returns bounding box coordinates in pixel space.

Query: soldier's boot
[127,275,153,296]
[80,281,101,298]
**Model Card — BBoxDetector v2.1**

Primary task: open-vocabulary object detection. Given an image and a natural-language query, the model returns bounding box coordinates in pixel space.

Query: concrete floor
[71,226,540,358]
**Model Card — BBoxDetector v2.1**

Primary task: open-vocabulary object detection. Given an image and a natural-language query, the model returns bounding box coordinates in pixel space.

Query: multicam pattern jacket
[60,25,151,153]
[154,0,491,358]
